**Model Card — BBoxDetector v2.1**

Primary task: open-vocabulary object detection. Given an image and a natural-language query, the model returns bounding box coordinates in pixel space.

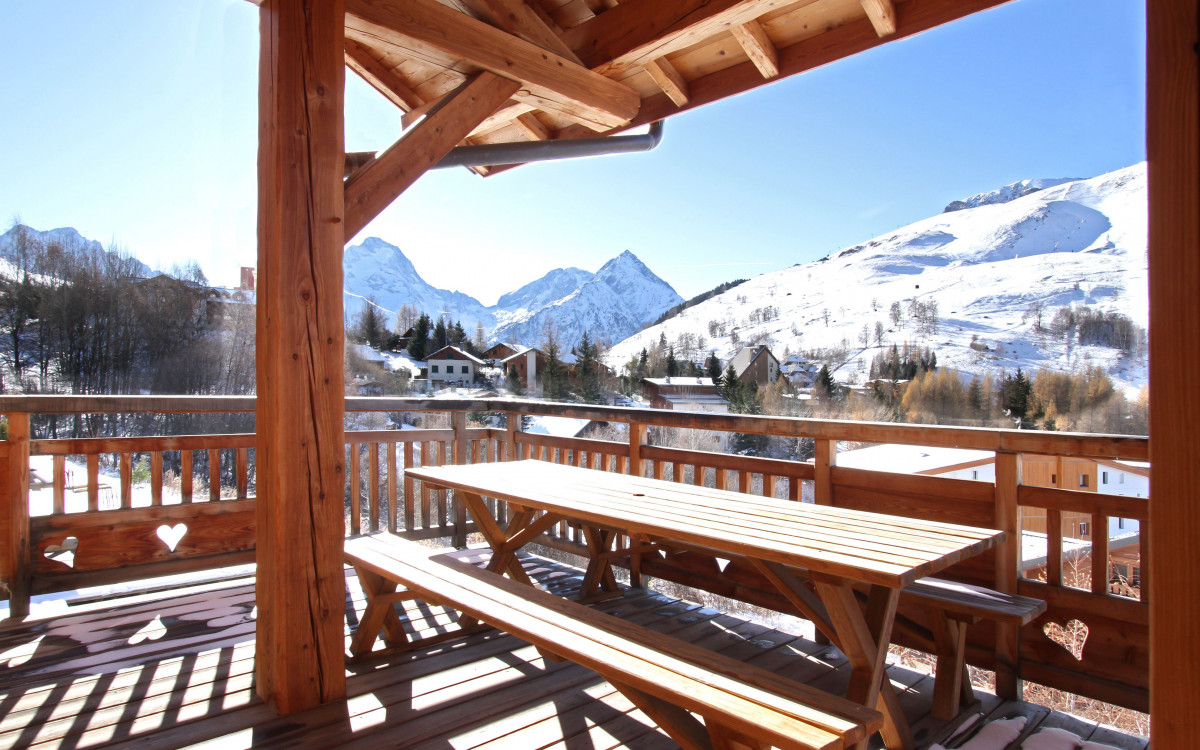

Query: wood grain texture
[3,414,31,616]
[344,72,520,238]
[643,57,691,105]
[255,0,347,713]
[459,0,585,63]
[1147,0,1200,740]
[859,0,896,36]
[346,0,639,130]
[730,19,780,78]
[344,38,424,110]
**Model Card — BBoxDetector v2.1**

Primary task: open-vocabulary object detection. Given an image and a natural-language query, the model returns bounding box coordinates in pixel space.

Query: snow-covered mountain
[607,164,1148,391]
[343,237,493,327]
[343,240,682,349]
[0,225,151,277]
[943,177,1079,213]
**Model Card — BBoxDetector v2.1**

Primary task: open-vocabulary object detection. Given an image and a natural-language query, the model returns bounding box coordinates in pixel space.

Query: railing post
[505,411,518,460]
[814,438,836,506]
[452,410,468,547]
[628,421,646,478]
[994,451,1023,699]
[4,413,31,619]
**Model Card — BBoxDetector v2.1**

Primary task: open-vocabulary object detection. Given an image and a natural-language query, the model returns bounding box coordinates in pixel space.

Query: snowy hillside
[344,240,682,349]
[607,164,1148,391]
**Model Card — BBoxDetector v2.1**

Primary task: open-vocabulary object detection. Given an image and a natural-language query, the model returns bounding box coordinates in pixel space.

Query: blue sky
[1,0,1144,304]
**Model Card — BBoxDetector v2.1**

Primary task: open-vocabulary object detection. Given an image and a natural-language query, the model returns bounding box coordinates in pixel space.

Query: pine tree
[432,318,449,351]
[814,364,837,402]
[406,313,431,361]
[506,364,524,395]
[705,351,721,381]
[665,346,679,377]
[576,331,603,403]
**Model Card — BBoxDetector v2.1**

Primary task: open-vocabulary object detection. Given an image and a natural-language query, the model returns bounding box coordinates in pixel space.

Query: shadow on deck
[0,552,1147,750]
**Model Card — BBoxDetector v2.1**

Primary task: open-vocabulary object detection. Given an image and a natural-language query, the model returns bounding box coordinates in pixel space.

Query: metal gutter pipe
[432,120,664,170]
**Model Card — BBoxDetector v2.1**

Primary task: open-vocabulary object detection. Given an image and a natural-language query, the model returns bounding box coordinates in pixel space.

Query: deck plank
[0,549,1150,750]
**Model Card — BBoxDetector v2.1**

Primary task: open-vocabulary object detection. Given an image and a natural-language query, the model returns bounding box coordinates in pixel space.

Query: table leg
[580,524,620,600]
[811,575,913,750]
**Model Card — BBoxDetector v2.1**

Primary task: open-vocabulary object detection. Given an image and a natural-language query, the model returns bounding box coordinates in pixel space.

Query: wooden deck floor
[0,551,1148,750]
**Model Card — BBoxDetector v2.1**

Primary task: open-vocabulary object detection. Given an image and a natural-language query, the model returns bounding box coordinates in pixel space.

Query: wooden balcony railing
[0,395,1149,713]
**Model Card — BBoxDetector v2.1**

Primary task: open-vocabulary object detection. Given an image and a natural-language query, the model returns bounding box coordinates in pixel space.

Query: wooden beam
[344,72,520,238]
[859,0,897,37]
[255,0,347,714]
[1147,0,1200,743]
[513,112,551,140]
[562,0,793,74]
[346,0,639,131]
[344,38,424,111]
[4,414,31,618]
[344,151,378,178]
[730,19,779,79]
[609,0,1018,130]
[459,0,585,64]
[643,57,690,106]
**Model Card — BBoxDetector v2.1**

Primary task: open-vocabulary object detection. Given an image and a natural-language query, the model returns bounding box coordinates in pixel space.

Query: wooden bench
[897,578,1046,720]
[345,532,883,750]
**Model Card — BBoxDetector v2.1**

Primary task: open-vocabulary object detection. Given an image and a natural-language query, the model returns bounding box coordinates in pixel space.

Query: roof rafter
[344,72,520,237]
[860,0,897,37]
[643,58,690,106]
[344,38,424,111]
[346,0,640,131]
[458,0,585,64]
[730,19,780,78]
[562,0,797,74]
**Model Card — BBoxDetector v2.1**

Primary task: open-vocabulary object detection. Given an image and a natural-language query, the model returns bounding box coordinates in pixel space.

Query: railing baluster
[994,451,1023,700]
[387,441,398,534]
[1140,523,1150,604]
[765,474,777,498]
[1047,508,1063,586]
[349,443,361,536]
[694,465,706,487]
[87,454,100,511]
[788,476,801,502]
[421,441,432,530]
[369,442,380,532]
[437,441,448,529]
[236,447,249,499]
[181,450,193,503]
[739,470,751,494]
[119,453,132,509]
[52,455,66,514]
[404,441,415,531]
[814,439,835,506]
[208,448,220,501]
[1092,511,1110,595]
[150,451,163,506]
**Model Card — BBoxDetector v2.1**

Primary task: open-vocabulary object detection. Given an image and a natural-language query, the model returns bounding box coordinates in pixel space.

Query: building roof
[658,393,730,407]
[425,345,486,365]
[643,377,717,387]
[835,443,995,475]
[730,346,777,376]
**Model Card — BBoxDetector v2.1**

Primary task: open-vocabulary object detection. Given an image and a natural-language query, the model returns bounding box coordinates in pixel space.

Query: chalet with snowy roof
[727,345,779,387]
[426,345,485,384]
[500,347,542,391]
[642,377,729,413]
[780,355,821,388]
[483,342,522,361]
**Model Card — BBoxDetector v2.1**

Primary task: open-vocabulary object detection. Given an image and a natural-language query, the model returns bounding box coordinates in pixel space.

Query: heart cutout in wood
[156,523,188,552]
[1042,618,1089,660]
[44,537,79,568]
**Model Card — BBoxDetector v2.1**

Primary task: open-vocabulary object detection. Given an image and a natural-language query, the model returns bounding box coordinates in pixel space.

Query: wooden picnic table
[407,459,1006,750]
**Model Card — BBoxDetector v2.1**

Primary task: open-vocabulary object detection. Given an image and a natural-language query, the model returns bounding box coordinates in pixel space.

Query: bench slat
[904,578,1047,625]
[346,534,882,750]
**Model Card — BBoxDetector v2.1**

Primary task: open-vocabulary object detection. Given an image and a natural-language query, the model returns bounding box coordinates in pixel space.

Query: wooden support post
[505,411,518,460]
[993,451,1022,700]
[1147,3,1200,741]
[814,438,835,506]
[255,0,347,714]
[628,420,647,587]
[4,414,31,618]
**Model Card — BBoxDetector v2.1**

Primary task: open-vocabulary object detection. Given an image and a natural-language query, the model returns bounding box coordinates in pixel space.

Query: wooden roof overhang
[250,2,1200,747]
